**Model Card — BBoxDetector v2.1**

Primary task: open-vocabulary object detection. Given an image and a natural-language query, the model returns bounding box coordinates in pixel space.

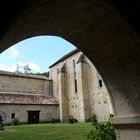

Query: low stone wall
[0,71,53,95]
[0,104,57,124]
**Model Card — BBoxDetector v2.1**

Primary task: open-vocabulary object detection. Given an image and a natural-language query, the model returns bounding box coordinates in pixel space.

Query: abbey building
[0,49,113,124]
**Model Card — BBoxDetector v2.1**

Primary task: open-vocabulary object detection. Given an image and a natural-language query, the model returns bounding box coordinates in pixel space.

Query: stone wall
[50,52,83,121]
[84,56,113,121]
[0,71,53,96]
[0,104,57,124]
[50,51,113,122]
[0,71,57,124]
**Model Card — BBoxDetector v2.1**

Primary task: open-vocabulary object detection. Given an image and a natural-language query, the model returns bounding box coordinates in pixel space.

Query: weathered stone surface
[0,70,53,95]
[0,105,57,123]
[0,71,57,124]
[50,50,113,122]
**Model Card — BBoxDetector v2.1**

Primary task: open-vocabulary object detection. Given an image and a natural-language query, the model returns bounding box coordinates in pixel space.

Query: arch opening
[0,35,114,123]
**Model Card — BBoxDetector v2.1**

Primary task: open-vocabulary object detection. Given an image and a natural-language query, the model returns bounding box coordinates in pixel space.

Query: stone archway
[0,0,140,139]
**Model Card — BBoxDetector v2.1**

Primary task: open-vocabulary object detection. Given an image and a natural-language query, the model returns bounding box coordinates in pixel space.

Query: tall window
[73,60,76,79]
[99,79,103,88]
[73,60,77,93]
[74,79,77,93]
[97,72,103,88]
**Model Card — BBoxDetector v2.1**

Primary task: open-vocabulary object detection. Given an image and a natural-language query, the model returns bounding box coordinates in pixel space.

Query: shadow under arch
[0,0,140,138]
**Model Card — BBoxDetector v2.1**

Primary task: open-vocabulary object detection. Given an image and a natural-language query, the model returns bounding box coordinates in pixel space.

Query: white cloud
[0,64,16,72]
[17,61,41,72]
[28,62,41,72]
[0,62,41,73]
[10,46,19,58]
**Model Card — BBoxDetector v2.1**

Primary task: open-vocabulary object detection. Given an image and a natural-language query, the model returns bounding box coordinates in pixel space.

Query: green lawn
[0,123,92,140]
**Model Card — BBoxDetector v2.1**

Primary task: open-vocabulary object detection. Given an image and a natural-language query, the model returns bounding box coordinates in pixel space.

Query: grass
[0,123,92,140]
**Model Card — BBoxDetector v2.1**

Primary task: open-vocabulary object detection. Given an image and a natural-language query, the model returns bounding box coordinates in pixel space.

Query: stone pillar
[58,64,68,122]
[77,62,86,122]
[111,115,140,140]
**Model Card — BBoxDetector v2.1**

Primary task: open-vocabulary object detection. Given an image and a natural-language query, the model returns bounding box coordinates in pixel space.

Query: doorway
[28,111,40,124]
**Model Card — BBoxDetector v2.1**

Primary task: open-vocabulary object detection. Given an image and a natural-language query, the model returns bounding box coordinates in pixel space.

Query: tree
[15,63,32,74]
[41,72,49,77]
[23,64,32,74]
[32,71,49,78]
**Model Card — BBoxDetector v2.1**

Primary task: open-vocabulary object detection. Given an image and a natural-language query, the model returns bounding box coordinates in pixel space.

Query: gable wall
[50,51,113,121]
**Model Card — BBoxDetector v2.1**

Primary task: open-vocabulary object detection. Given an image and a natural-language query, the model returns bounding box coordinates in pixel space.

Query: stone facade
[0,49,113,124]
[0,105,57,124]
[49,49,113,122]
[0,71,57,124]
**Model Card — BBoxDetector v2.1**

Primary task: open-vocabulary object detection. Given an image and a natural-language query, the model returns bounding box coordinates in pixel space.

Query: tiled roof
[0,93,58,105]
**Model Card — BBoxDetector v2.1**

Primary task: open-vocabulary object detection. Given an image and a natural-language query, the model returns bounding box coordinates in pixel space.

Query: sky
[0,36,76,73]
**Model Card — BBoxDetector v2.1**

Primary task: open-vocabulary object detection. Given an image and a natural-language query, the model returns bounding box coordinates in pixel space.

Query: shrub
[11,118,19,125]
[91,114,97,125]
[68,116,78,124]
[86,114,97,123]
[87,114,116,140]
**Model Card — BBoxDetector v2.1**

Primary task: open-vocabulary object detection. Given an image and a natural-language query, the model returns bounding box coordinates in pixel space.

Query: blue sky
[0,36,76,73]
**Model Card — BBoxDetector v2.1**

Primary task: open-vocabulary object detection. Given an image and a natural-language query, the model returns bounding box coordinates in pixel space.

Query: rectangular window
[73,60,78,93]
[99,79,103,87]
[73,60,76,78]
[11,113,15,119]
[75,79,77,93]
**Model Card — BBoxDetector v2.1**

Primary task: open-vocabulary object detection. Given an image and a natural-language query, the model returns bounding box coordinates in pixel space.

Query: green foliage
[32,71,49,78]
[11,118,19,125]
[86,114,97,123]
[87,114,116,140]
[39,72,49,77]
[87,121,116,140]
[91,114,97,125]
